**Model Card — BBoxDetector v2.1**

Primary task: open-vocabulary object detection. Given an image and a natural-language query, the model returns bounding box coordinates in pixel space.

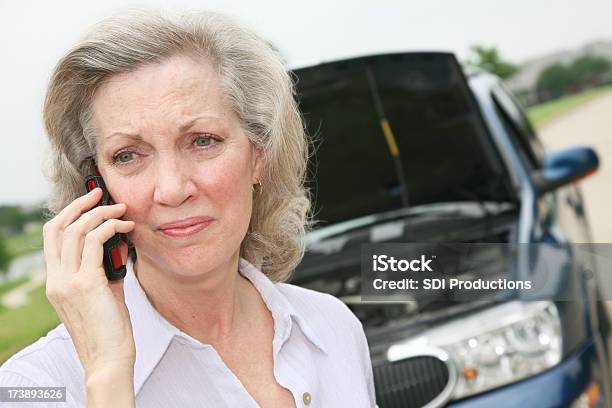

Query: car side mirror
[532,146,599,195]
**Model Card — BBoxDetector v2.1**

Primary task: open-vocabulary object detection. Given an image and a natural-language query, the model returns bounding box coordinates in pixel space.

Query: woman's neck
[133,251,252,347]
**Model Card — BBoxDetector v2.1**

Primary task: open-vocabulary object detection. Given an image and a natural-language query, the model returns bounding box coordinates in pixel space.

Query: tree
[0,206,26,234]
[569,55,611,85]
[0,233,10,275]
[0,205,45,235]
[537,55,612,100]
[537,64,571,100]
[467,45,519,79]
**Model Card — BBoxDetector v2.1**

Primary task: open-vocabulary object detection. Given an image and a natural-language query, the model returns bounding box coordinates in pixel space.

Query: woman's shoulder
[0,323,82,390]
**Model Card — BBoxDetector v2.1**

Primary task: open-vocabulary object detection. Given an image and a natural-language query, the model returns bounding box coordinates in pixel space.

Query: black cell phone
[84,166,128,281]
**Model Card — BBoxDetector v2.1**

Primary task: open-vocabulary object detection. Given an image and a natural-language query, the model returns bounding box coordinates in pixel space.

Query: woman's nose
[152,154,198,207]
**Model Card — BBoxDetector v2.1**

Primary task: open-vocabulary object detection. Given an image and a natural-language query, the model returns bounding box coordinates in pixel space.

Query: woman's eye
[193,135,216,148]
[113,151,134,163]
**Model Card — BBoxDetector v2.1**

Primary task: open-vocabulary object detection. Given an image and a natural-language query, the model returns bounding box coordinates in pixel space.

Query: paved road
[0,269,45,308]
[0,251,44,284]
[538,90,612,242]
[0,251,45,309]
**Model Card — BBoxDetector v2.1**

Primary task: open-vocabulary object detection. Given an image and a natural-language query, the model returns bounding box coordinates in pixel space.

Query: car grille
[373,355,451,408]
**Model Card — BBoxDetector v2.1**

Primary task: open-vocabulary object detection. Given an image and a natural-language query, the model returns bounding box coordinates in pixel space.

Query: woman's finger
[80,219,135,277]
[43,188,104,276]
[60,203,128,274]
[54,188,104,231]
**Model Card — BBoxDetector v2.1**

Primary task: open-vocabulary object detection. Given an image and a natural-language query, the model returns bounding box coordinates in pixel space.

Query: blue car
[289,52,609,407]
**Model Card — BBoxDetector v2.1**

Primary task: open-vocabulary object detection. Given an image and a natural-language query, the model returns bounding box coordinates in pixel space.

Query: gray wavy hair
[43,10,313,281]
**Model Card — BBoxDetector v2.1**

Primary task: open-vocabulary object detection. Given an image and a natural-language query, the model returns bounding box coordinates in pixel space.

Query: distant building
[505,40,612,106]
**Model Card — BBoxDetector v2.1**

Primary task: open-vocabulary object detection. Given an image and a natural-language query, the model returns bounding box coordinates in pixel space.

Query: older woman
[0,10,375,408]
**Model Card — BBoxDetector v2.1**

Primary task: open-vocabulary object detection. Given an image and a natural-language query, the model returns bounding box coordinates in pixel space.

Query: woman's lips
[157,217,215,238]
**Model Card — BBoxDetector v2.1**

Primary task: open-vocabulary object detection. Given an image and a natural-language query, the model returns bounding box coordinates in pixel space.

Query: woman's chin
[138,244,231,276]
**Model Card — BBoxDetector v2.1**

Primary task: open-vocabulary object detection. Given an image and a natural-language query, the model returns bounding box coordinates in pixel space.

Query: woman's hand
[42,187,136,378]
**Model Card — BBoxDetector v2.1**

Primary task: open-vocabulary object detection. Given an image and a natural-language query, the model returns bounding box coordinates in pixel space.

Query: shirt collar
[123,256,328,395]
[237,258,328,356]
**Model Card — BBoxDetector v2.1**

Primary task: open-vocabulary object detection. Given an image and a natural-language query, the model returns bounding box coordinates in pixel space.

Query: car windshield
[293,53,516,229]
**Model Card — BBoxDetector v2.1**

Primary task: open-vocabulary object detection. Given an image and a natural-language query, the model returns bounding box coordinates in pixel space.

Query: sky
[1,0,611,206]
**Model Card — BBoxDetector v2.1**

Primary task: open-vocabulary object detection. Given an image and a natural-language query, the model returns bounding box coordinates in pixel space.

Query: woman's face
[92,54,262,277]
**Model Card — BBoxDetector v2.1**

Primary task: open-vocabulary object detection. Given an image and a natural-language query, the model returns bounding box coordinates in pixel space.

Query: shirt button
[302,392,312,405]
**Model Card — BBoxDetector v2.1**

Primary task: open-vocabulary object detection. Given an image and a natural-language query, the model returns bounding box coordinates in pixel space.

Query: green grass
[0,283,60,364]
[527,84,612,128]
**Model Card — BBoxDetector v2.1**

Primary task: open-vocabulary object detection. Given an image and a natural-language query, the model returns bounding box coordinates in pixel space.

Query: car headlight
[387,301,561,400]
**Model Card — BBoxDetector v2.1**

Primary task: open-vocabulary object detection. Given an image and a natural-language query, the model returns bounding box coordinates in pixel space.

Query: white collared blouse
[0,257,376,407]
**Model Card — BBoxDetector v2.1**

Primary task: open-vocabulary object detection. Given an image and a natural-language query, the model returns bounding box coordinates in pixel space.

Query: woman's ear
[251,144,264,183]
